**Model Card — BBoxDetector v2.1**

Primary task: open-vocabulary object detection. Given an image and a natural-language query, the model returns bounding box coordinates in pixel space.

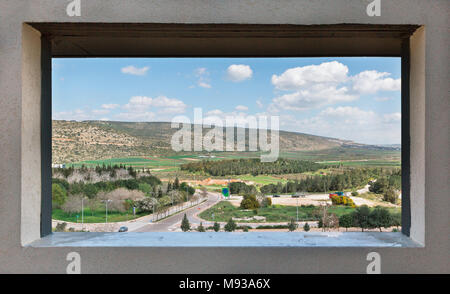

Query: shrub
[369,206,393,232]
[303,222,310,232]
[213,221,220,232]
[224,218,237,232]
[55,222,67,232]
[240,195,260,209]
[243,226,249,232]
[288,219,298,232]
[197,222,205,232]
[52,183,67,208]
[383,188,398,204]
[181,214,190,232]
[261,196,272,207]
[339,213,354,231]
[352,205,371,231]
[351,191,359,196]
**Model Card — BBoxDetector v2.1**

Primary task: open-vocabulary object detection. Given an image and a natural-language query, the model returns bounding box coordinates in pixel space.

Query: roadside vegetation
[51,166,196,223]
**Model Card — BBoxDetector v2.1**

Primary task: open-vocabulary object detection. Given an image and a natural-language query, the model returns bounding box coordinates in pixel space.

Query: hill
[52,120,398,164]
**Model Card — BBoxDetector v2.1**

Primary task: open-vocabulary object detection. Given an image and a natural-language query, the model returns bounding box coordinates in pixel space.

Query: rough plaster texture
[0,0,449,273]
[20,24,41,246]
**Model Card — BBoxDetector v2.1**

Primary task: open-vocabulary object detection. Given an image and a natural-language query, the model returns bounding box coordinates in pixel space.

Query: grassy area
[199,201,401,223]
[52,208,148,223]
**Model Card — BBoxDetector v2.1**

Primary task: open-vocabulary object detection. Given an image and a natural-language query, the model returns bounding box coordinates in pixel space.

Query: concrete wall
[0,0,449,273]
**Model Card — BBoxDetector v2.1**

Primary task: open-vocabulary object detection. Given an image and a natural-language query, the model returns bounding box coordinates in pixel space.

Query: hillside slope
[53,120,347,163]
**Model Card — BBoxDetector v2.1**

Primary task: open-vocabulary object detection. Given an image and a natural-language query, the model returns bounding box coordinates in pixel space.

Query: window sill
[28,232,422,248]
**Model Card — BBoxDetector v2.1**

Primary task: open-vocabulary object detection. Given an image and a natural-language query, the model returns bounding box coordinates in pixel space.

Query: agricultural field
[52,207,144,223]
[199,201,401,223]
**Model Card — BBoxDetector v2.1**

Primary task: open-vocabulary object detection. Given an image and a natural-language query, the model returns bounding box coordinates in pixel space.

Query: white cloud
[269,61,401,112]
[123,95,187,114]
[270,61,356,111]
[206,109,224,116]
[92,109,110,115]
[271,85,357,111]
[235,105,249,111]
[101,104,120,109]
[278,106,401,144]
[256,100,264,108]
[374,97,392,102]
[115,111,156,121]
[195,67,212,88]
[198,82,212,88]
[352,70,401,94]
[121,65,149,76]
[226,64,253,82]
[271,61,349,91]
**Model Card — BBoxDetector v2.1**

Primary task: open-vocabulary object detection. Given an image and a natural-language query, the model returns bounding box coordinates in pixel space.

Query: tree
[181,214,190,232]
[224,218,237,232]
[86,198,100,216]
[52,183,67,208]
[369,206,393,232]
[383,188,398,204]
[174,177,180,190]
[261,196,272,208]
[352,205,371,231]
[288,219,298,232]
[243,226,249,232]
[303,222,310,232]
[339,213,354,231]
[61,194,83,216]
[197,222,205,232]
[213,221,220,232]
[240,195,260,209]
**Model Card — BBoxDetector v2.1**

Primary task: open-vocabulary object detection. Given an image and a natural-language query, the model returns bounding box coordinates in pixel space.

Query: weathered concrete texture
[0,0,449,273]
[30,232,421,248]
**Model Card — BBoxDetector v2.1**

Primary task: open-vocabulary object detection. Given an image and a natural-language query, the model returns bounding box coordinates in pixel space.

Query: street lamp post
[81,197,85,231]
[102,199,112,224]
[296,197,299,223]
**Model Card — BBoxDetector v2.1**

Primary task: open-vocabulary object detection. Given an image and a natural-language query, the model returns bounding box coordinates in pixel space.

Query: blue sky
[52,57,401,144]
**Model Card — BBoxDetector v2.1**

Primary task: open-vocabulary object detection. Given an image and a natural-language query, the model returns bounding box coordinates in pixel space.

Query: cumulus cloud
[101,104,120,109]
[235,105,249,111]
[278,106,401,144]
[271,85,357,111]
[270,61,401,112]
[271,61,349,91]
[121,65,149,76]
[123,95,187,114]
[195,67,212,88]
[256,100,264,108]
[352,70,401,94]
[226,64,253,82]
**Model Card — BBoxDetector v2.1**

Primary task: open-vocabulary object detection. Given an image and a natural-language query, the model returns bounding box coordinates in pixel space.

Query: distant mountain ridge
[52,120,398,163]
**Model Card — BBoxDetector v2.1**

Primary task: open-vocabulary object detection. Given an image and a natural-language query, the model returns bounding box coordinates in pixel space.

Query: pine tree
[181,214,190,232]
[213,222,220,232]
[303,222,310,232]
[197,222,205,232]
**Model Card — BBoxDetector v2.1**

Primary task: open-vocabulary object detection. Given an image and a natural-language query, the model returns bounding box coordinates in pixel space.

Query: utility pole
[81,197,85,231]
[102,199,111,224]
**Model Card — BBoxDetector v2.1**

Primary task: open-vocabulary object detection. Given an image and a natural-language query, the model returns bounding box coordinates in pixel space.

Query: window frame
[34,23,417,243]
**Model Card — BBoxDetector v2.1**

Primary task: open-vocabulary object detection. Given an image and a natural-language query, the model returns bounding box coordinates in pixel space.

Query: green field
[199,201,401,223]
[52,208,148,223]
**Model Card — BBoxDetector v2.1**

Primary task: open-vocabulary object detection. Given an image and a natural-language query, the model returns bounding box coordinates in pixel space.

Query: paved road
[134,191,222,232]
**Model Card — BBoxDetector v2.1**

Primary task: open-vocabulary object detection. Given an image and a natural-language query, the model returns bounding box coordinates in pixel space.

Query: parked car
[118,226,128,232]
[273,195,280,197]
